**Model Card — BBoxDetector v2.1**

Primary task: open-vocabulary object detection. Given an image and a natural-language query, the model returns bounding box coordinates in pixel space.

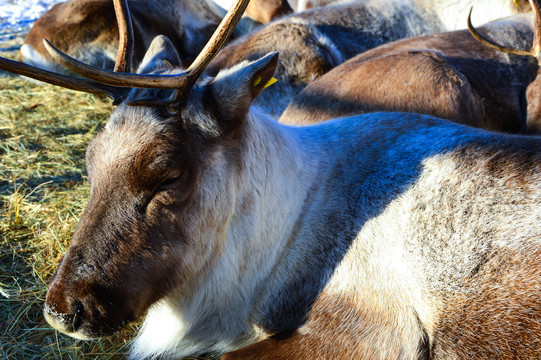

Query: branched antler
[0,0,251,105]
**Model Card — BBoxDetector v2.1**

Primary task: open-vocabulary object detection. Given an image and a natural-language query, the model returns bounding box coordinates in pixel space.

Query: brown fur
[223,293,428,360]
[20,0,119,65]
[17,0,264,71]
[18,0,192,69]
[208,21,336,81]
[281,16,538,133]
[246,0,293,23]
[432,248,541,359]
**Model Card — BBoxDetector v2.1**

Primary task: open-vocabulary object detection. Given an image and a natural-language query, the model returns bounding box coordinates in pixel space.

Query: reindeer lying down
[1,0,540,359]
[280,10,541,133]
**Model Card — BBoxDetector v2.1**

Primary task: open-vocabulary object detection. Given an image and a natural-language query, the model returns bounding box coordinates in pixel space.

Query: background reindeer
[17,0,263,73]
[281,8,541,134]
[204,0,443,118]
[18,0,532,114]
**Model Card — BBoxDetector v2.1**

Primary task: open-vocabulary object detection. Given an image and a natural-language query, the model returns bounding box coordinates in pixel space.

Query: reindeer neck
[131,109,325,358]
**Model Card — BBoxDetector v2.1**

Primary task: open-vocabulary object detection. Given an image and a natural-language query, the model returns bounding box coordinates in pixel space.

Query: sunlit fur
[280,14,537,133]
[44,39,541,360]
[289,0,530,30]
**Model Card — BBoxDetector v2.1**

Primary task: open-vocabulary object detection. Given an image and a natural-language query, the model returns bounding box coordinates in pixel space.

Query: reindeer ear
[249,52,280,99]
[136,35,182,74]
[210,52,279,125]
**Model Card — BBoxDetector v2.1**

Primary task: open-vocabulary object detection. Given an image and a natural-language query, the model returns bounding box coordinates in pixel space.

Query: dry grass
[0,47,138,358]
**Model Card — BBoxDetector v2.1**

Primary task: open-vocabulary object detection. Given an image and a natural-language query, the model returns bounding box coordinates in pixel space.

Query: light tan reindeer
[290,0,531,27]
[281,3,541,133]
[1,0,541,359]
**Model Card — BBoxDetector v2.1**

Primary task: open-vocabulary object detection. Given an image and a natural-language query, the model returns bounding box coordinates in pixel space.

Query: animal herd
[1,0,541,359]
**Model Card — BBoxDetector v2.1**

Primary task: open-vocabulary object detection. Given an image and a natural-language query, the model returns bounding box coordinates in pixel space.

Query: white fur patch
[19,44,65,76]
[414,0,525,31]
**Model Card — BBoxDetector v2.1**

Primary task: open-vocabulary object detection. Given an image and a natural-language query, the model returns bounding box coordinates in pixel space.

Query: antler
[0,0,250,105]
[43,0,251,93]
[0,56,124,102]
[113,0,134,73]
[468,0,541,59]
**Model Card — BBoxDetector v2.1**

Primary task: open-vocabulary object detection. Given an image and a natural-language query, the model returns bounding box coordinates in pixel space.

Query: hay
[0,52,139,358]
[0,39,216,358]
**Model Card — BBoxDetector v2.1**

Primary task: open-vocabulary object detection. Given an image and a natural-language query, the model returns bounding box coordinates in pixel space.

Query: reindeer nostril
[44,303,75,328]
[72,300,84,331]
[44,299,85,332]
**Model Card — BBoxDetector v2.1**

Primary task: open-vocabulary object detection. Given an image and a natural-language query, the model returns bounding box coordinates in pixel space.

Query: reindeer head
[1,0,278,340]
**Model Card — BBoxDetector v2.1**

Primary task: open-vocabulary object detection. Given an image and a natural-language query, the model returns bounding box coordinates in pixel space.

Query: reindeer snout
[44,261,135,340]
[44,282,91,339]
[43,300,84,334]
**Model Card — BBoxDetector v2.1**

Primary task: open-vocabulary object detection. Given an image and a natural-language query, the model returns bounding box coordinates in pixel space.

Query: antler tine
[113,0,134,73]
[530,0,541,57]
[0,56,125,102]
[468,1,541,58]
[185,0,251,83]
[44,0,251,91]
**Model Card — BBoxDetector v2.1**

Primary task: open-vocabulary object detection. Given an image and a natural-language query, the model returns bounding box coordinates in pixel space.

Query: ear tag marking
[253,75,278,88]
[513,0,520,6]
[162,60,174,68]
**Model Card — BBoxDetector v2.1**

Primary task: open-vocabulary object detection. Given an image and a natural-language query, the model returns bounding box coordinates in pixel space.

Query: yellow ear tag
[253,75,278,88]
[253,75,262,87]
[162,60,174,68]
[514,0,520,6]
[263,77,278,89]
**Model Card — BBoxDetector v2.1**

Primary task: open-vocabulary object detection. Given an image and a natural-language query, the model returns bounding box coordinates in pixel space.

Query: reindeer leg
[222,295,429,360]
[221,327,429,360]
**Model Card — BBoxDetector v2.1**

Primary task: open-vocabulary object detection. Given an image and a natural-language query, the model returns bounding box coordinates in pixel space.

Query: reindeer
[280,6,541,134]
[290,0,532,28]
[169,0,534,120]
[19,0,531,112]
[1,0,541,359]
[203,0,445,119]
[17,0,263,74]
[18,0,442,121]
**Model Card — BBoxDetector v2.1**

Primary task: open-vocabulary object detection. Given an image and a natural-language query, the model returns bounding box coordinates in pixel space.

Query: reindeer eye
[158,170,186,192]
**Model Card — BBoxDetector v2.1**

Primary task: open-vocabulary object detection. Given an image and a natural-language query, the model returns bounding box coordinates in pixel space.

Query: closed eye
[158,170,187,192]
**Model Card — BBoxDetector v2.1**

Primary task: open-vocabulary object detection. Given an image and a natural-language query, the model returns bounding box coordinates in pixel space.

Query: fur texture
[280,14,538,133]
[17,0,261,72]
[42,39,541,359]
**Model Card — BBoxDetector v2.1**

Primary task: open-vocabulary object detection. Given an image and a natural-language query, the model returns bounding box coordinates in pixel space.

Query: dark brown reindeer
[281,4,541,134]
[18,0,265,73]
[1,0,541,359]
